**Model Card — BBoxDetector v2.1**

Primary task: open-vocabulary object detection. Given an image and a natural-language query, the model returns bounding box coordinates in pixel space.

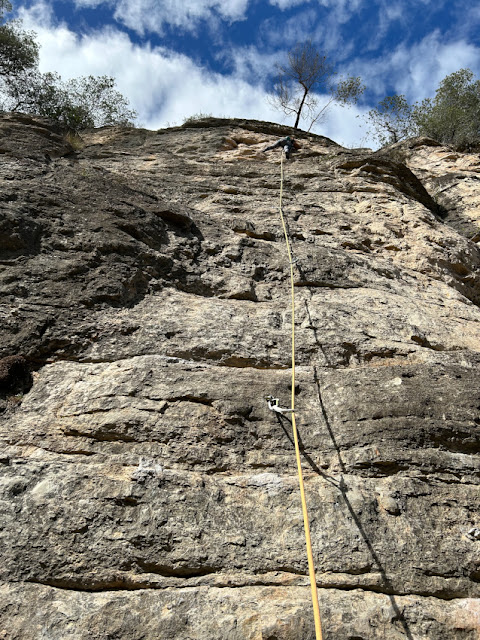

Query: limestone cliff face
[0,113,479,639]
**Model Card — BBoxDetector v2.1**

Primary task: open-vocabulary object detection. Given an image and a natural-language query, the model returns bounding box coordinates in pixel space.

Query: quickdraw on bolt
[266,395,295,414]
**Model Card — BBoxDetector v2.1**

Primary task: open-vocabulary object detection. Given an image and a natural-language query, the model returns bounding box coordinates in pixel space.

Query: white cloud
[71,0,106,7]
[269,0,364,14]
[259,8,320,48]
[396,36,480,101]
[268,0,312,9]
[69,0,249,34]
[17,0,58,27]
[370,1,405,49]
[259,1,362,61]
[306,98,373,148]
[217,45,281,83]
[319,0,365,21]
[350,31,480,104]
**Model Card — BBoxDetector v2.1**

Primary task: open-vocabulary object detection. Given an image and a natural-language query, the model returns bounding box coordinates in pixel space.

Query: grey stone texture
[0,114,479,639]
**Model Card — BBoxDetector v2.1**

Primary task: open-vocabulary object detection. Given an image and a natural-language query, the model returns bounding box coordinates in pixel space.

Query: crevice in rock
[351,460,410,476]
[167,394,214,407]
[24,577,158,592]
[113,496,139,507]
[165,350,288,370]
[22,576,475,601]
[135,559,218,579]
[233,228,276,242]
[294,280,352,289]
[410,335,446,351]
[0,355,34,414]
[45,448,97,456]
[63,428,138,443]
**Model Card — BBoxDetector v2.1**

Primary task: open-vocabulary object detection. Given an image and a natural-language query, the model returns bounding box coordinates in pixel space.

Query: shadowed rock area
[0,113,479,639]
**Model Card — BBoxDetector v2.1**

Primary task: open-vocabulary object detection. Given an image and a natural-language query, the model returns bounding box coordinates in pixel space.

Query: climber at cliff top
[263,136,301,159]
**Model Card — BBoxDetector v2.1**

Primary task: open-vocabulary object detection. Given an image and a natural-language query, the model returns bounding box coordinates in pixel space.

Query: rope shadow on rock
[311,365,415,640]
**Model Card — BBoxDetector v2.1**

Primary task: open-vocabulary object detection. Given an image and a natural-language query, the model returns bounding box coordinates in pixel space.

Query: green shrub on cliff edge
[413,69,480,150]
[0,1,136,131]
[366,68,480,150]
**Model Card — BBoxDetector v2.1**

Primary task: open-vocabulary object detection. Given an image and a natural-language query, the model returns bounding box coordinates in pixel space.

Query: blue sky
[12,0,480,147]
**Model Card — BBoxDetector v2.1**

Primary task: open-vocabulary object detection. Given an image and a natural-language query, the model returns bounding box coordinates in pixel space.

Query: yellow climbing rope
[278,152,324,640]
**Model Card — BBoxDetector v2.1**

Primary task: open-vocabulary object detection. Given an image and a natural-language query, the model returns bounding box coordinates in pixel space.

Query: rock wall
[0,114,479,639]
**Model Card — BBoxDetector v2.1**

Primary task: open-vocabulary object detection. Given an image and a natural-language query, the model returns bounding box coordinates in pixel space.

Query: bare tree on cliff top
[269,40,364,131]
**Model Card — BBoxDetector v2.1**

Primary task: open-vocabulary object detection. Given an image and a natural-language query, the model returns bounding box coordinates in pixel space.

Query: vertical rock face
[0,114,479,639]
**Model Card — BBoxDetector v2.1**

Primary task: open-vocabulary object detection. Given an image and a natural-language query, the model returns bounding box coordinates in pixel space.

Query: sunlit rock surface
[1,114,479,639]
